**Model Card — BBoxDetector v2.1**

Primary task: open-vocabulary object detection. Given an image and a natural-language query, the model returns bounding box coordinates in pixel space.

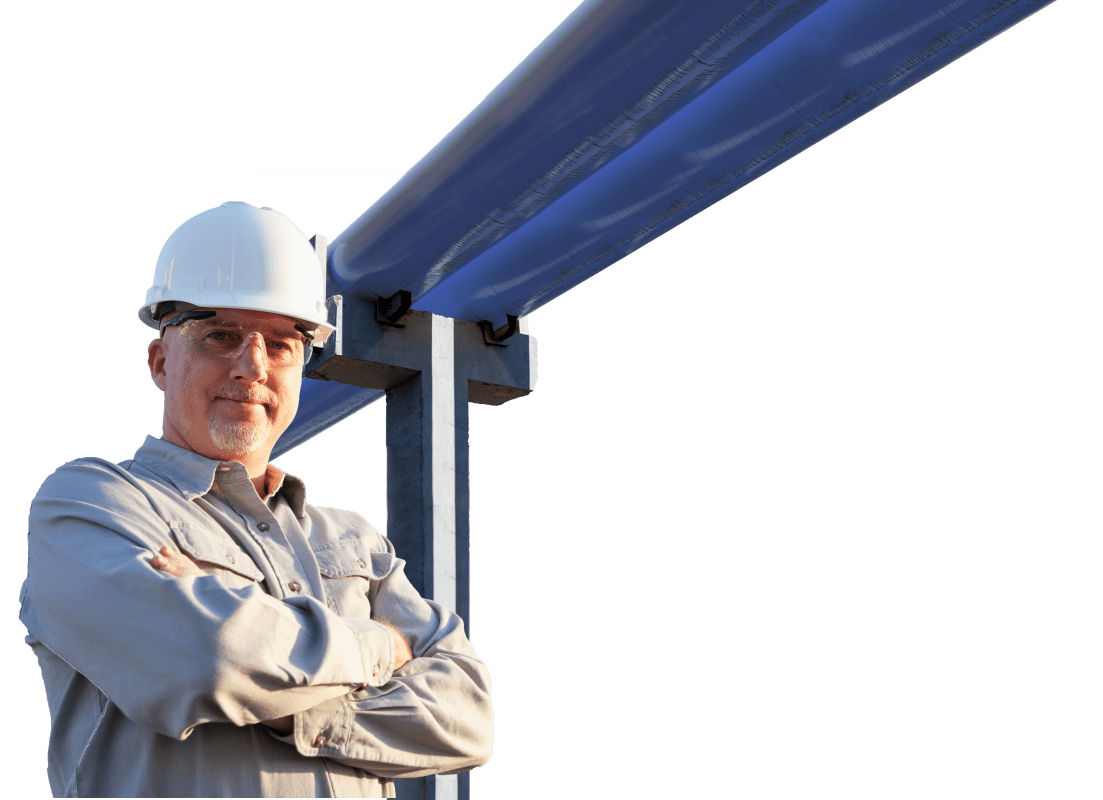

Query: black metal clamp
[478,314,520,347]
[375,290,413,328]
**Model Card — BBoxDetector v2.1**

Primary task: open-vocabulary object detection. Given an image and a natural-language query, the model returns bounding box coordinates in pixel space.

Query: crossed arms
[21,457,492,779]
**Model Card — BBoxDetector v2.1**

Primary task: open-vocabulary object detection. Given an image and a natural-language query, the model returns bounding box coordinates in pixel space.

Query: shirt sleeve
[289,542,494,778]
[19,459,396,740]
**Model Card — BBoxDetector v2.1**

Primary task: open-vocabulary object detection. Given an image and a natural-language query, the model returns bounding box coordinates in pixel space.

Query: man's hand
[150,546,207,577]
[383,623,413,671]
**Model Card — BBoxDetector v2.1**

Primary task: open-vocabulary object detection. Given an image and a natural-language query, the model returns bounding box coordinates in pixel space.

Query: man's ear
[148,338,168,391]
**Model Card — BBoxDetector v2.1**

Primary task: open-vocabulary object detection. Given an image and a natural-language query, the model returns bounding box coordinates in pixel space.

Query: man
[19,202,493,797]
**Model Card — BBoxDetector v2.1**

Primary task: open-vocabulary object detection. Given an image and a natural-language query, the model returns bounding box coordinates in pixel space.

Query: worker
[19,201,493,797]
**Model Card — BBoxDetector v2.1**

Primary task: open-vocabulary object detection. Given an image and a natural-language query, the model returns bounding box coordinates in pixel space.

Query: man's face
[148,308,305,464]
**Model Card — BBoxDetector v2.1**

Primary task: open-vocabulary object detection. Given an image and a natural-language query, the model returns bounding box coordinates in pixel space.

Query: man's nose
[229,332,268,380]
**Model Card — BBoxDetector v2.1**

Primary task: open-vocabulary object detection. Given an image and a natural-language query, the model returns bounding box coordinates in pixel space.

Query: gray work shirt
[20,436,492,797]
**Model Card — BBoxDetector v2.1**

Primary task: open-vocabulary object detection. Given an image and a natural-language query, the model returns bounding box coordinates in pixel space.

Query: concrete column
[386,313,458,611]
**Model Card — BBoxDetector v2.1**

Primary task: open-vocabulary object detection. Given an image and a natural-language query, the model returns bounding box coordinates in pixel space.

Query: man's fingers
[388,625,414,671]
[152,546,207,577]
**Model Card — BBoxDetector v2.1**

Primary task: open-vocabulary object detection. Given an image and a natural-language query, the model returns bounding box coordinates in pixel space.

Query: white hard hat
[139,201,334,343]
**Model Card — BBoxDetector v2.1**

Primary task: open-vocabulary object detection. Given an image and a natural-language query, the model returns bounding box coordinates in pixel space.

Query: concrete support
[306,296,536,800]
[385,313,458,613]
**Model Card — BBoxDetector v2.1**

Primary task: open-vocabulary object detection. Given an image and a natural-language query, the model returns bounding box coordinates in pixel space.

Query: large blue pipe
[414,0,1054,325]
[277,0,1057,455]
[327,0,835,303]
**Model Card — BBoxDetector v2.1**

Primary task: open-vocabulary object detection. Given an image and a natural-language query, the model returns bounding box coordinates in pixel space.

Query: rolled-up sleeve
[20,460,394,740]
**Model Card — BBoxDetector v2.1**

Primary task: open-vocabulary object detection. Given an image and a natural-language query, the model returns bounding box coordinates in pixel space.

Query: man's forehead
[192,308,303,332]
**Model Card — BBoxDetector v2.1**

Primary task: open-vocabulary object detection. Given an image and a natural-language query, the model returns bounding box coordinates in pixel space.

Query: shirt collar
[132,435,309,517]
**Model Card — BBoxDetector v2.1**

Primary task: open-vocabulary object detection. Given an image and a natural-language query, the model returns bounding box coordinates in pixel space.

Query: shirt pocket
[168,522,265,586]
[313,539,396,617]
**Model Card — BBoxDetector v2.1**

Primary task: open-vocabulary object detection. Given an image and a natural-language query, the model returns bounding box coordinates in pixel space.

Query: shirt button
[314,734,327,748]
[356,559,366,568]
[225,554,235,564]
[288,581,301,592]
[372,664,380,677]
[257,522,270,532]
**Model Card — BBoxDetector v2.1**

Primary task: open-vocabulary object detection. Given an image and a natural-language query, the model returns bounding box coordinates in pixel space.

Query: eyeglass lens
[177,320,312,367]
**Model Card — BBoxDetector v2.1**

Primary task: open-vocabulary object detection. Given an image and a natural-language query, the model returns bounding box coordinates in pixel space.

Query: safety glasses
[173,316,314,368]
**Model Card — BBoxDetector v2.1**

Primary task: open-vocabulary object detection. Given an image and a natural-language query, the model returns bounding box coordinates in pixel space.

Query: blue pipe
[276,0,1056,456]
[326,0,834,302]
[413,0,1054,325]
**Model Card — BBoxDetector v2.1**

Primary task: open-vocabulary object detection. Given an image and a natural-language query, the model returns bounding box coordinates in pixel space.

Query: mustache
[214,386,274,405]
